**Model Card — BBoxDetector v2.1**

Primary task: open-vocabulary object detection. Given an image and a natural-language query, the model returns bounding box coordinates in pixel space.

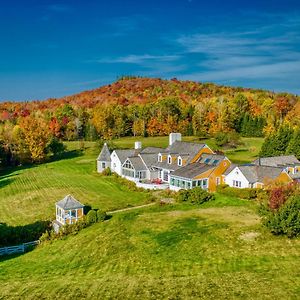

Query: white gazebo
[55,195,84,227]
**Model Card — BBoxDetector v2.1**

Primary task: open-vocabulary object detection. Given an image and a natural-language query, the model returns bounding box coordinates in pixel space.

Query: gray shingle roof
[56,195,84,210]
[166,141,206,163]
[139,153,159,168]
[114,149,136,164]
[140,147,166,154]
[126,156,147,171]
[171,163,215,179]
[97,143,111,162]
[197,153,226,165]
[238,165,283,183]
[253,155,300,167]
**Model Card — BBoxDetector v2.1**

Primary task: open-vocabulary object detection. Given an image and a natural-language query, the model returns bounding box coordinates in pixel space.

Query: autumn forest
[0,77,300,165]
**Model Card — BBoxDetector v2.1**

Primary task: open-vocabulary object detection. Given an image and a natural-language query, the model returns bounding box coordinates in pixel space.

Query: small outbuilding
[53,195,84,233]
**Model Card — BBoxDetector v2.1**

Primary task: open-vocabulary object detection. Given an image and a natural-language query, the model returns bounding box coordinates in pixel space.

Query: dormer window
[158,154,162,162]
[178,157,182,166]
[168,155,172,164]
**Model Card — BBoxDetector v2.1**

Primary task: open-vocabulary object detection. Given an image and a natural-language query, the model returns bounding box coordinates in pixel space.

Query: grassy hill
[1,136,299,299]
[1,199,300,299]
[0,141,151,226]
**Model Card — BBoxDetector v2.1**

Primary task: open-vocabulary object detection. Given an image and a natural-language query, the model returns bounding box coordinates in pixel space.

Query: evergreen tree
[287,129,300,159]
[260,126,293,157]
[273,126,293,154]
[260,134,277,157]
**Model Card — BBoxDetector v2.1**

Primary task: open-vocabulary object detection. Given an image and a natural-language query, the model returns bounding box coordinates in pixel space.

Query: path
[107,202,156,214]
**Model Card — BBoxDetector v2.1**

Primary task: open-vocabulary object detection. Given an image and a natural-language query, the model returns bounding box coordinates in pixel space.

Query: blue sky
[0,0,300,101]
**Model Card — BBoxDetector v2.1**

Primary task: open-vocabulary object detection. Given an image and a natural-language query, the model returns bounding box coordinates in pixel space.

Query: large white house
[96,133,215,188]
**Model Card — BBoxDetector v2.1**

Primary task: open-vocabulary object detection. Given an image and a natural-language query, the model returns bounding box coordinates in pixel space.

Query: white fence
[0,240,40,256]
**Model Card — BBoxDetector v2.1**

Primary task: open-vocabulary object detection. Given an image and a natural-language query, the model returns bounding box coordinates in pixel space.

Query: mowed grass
[0,138,299,299]
[0,136,263,226]
[0,141,150,226]
[1,198,300,299]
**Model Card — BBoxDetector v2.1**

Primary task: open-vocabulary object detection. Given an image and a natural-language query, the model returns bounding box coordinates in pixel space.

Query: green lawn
[0,136,263,226]
[0,142,151,226]
[1,138,299,299]
[1,199,299,299]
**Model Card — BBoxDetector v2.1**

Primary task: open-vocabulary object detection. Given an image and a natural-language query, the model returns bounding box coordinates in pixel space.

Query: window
[204,158,211,164]
[102,162,106,169]
[168,155,172,164]
[113,163,116,168]
[158,154,162,162]
[212,160,219,165]
[123,160,134,169]
[216,177,220,185]
[233,180,241,188]
[178,157,182,166]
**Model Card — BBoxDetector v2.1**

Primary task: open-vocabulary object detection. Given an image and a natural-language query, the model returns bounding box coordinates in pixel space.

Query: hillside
[0,77,299,166]
[1,198,300,299]
[1,137,299,299]
[1,77,299,112]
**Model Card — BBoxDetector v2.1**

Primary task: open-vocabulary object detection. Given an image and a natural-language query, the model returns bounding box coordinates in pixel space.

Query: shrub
[102,167,112,176]
[263,195,300,238]
[216,184,260,200]
[177,187,215,205]
[86,210,97,224]
[215,132,228,147]
[97,210,107,222]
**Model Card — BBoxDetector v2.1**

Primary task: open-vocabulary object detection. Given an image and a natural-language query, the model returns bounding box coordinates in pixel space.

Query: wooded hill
[0,77,299,163]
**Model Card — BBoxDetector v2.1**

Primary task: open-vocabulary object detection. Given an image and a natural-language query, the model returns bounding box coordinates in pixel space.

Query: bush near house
[40,209,108,243]
[259,183,300,238]
[216,184,261,200]
[177,187,215,205]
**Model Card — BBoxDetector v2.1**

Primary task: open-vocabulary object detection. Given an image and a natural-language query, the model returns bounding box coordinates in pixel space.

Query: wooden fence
[0,240,40,257]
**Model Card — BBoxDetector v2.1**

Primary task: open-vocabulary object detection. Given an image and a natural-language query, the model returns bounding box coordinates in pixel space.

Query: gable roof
[238,165,283,183]
[166,141,206,163]
[171,163,215,179]
[141,147,166,154]
[114,149,136,164]
[56,195,84,210]
[125,156,147,171]
[139,153,159,169]
[97,143,111,162]
[223,163,237,176]
[252,155,300,167]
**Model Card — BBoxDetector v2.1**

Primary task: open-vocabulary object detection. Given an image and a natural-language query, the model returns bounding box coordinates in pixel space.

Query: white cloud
[94,54,181,65]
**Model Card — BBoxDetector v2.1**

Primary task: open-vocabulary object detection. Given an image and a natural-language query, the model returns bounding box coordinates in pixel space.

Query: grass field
[0,141,151,226]
[1,197,300,299]
[2,135,299,299]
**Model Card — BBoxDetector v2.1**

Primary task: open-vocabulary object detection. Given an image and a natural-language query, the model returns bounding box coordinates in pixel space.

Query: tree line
[0,77,299,166]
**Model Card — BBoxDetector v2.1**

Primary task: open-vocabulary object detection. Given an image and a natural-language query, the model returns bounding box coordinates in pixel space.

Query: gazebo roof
[56,195,84,210]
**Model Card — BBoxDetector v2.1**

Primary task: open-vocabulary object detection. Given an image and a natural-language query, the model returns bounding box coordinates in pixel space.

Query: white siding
[224,167,250,188]
[97,161,110,173]
[110,151,123,176]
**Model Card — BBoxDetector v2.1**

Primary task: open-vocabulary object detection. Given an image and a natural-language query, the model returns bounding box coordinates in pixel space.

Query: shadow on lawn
[0,149,83,184]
